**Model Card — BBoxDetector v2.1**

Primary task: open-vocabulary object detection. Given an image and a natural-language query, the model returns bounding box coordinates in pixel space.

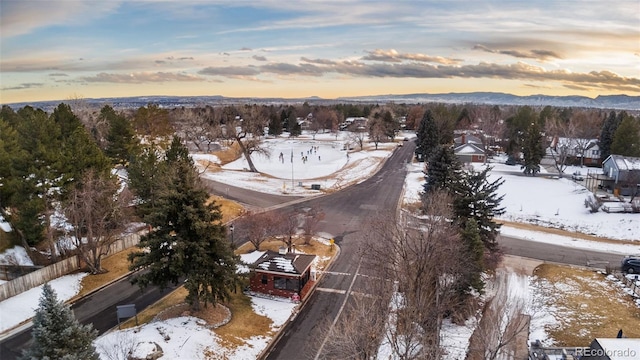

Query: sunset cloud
[79,72,205,84]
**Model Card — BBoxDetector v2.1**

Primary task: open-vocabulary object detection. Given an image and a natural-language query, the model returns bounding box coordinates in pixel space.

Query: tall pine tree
[103,105,139,165]
[129,137,239,311]
[599,111,621,161]
[415,109,439,161]
[453,167,505,252]
[22,283,98,360]
[611,114,640,157]
[521,118,545,175]
[457,218,485,297]
[423,145,462,195]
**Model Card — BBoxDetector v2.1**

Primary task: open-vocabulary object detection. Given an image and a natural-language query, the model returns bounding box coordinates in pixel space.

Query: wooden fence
[0,233,140,302]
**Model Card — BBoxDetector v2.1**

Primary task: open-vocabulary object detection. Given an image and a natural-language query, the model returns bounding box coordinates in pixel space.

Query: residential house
[248,250,316,300]
[454,133,486,163]
[600,154,640,196]
[548,137,601,166]
[341,117,368,131]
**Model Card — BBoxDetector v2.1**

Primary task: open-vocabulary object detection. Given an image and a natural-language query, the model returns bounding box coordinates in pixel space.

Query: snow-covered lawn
[0,272,87,333]
[95,296,297,360]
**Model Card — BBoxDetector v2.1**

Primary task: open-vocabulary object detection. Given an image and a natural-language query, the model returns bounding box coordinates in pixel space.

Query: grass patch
[0,230,15,252]
[209,195,245,223]
[119,286,189,329]
[532,264,640,345]
[212,142,242,165]
[213,290,273,349]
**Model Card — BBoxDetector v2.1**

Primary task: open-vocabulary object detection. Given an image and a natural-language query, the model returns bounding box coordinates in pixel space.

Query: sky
[1,1,639,105]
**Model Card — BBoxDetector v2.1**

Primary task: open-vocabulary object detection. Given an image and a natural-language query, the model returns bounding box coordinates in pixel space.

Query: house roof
[454,143,485,155]
[607,154,640,171]
[253,250,316,275]
[454,134,483,145]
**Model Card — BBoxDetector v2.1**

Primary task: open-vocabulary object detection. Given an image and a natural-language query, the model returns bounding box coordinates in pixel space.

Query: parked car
[505,156,517,166]
[621,255,640,274]
[571,171,584,181]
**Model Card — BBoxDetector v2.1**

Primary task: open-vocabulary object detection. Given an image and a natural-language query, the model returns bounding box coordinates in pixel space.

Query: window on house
[274,277,286,290]
[286,278,299,291]
[261,275,268,285]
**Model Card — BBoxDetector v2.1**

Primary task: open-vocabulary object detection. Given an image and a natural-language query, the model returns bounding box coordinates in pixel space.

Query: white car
[572,171,584,181]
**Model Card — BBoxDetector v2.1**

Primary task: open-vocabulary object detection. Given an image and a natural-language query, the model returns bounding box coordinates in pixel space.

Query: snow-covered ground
[0,272,87,333]
[2,132,638,358]
[95,296,297,360]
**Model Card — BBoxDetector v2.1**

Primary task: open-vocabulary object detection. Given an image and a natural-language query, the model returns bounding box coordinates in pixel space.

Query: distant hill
[337,92,640,110]
[5,92,640,111]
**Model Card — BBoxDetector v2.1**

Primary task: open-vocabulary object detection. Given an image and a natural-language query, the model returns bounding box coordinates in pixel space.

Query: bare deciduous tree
[368,117,387,150]
[357,192,466,359]
[316,283,390,360]
[467,270,533,360]
[546,117,573,175]
[570,110,604,166]
[173,107,221,153]
[98,331,140,360]
[63,171,129,274]
[235,211,281,251]
[219,105,270,172]
[406,106,426,131]
[301,207,324,245]
[316,107,339,133]
[277,211,301,252]
[348,125,367,150]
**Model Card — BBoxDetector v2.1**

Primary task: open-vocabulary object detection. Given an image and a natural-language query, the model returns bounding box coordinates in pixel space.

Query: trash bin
[311,184,321,190]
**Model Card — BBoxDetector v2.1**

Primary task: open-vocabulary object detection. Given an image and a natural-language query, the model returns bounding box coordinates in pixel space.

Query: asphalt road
[265,143,415,360]
[498,234,626,269]
[0,272,180,360]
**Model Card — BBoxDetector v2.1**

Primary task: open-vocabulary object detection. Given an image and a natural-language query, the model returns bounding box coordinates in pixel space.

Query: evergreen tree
[268,111,283,136]
[8,107,63,246]
[453,167,505,252]
[457,218,485,297]
[127,146,171,216]
[423,145,462,195]
[289,120,302,137]
[62,127,112,184]
[504,106,537,158]
[381,110,399,139]
[610,114,640,157]
[599,111,621,161]
[51,103,84,141]
[521,118,545,175]
[0,118,26,206]
[103,105,139,165]
[129,137,239,311]
[415,109,439,161]
[22,283,98,360]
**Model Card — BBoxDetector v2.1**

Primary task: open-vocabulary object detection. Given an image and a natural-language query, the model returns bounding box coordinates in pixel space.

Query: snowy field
[1,132,639,358]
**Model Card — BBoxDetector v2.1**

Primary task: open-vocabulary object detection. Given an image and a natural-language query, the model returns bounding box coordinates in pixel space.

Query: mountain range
[5,92,640,112]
